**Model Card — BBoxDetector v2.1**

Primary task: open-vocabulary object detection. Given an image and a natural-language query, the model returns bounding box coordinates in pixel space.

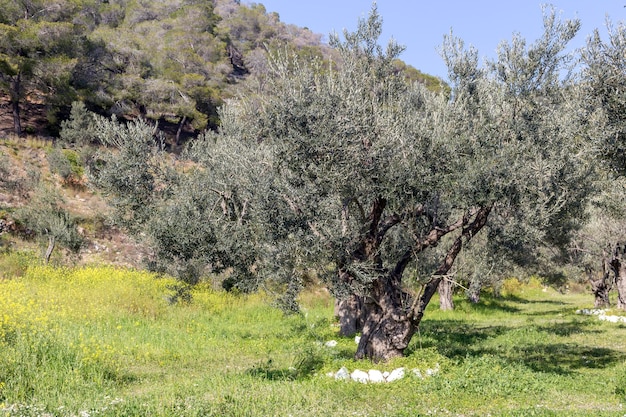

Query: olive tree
[196,6,592,361]
[570,180,626,308]
[84,6,592,361]
[581,20,626,309]
[15,185,83,264]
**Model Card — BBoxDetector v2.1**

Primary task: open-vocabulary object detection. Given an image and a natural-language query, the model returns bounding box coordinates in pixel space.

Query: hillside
[0,137,148,270]
[0,0,445,143]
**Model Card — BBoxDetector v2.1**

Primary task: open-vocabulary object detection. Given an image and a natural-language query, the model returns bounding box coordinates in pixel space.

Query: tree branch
[376,213,401,246]
[367,197,386,238]
[410,204,493,325]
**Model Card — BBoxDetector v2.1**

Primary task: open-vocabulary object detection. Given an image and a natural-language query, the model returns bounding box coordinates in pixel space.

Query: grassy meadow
[1,263,626,416]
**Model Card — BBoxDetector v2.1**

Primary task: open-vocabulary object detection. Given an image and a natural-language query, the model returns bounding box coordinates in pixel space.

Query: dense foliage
[570,20,626,309]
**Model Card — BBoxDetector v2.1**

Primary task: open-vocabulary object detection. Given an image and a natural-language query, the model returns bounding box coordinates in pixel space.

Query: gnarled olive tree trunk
[350,204,492,361]
[438,278,455,310]
[355,272,415,361]
[587,259,612,309]
[610,243,626,310]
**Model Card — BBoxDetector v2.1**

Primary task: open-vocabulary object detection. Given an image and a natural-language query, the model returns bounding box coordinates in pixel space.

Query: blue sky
[256,1,625,80]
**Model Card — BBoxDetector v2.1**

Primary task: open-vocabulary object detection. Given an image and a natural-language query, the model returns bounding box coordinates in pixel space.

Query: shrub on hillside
[47,148,85,188]
[59,101,99,148]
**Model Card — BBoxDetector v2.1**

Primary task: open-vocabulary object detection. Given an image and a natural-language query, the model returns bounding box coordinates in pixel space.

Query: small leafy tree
[47,148,84,187]
[59,101,100,148]
[87,114,266,288]
[15,186,83,264]
[87,115,166,234]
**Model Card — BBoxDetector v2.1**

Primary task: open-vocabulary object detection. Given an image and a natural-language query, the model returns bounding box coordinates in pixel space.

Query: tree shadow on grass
[508,343,623,374]
[411,320,508,358]
[537,320,605,337]
[502,294,569,306]
[412,318,624,375]
[245,346,328,381]
[247,363,298,381]
[456,298,522,314]
[523,308,580,317]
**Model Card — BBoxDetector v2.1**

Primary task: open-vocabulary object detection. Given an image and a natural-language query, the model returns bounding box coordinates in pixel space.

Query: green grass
[1,265,626,416]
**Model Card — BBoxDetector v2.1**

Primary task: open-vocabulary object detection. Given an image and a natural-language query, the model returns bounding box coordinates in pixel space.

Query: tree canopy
[0,0,86,134]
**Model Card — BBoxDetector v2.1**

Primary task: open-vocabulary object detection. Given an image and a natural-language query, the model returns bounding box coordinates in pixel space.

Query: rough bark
[611,244,626,310]
[355,273,414,362]
[335,294,365,337]
[350,197,414,361]
[352,204,493,361]
[587,261,611,309]
[438,278,455,310]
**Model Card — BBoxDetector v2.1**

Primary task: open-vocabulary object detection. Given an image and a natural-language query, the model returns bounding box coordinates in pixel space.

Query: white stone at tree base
[351,369,370,383]
[368,369,385,383]
[576,309,626,323]
[335,366,350,380]
[576,309,607,315]
[599,314,626,323]
[425,363,440,376]
[386,367,405,382]
[331,365,436,383]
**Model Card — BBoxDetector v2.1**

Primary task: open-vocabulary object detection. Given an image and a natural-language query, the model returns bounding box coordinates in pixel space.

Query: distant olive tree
[581,20,626,309]
[15,185,83,264]
[569,180,626,308]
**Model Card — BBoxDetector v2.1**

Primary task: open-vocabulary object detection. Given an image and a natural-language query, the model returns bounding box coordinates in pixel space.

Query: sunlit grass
[1,262,626,416]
